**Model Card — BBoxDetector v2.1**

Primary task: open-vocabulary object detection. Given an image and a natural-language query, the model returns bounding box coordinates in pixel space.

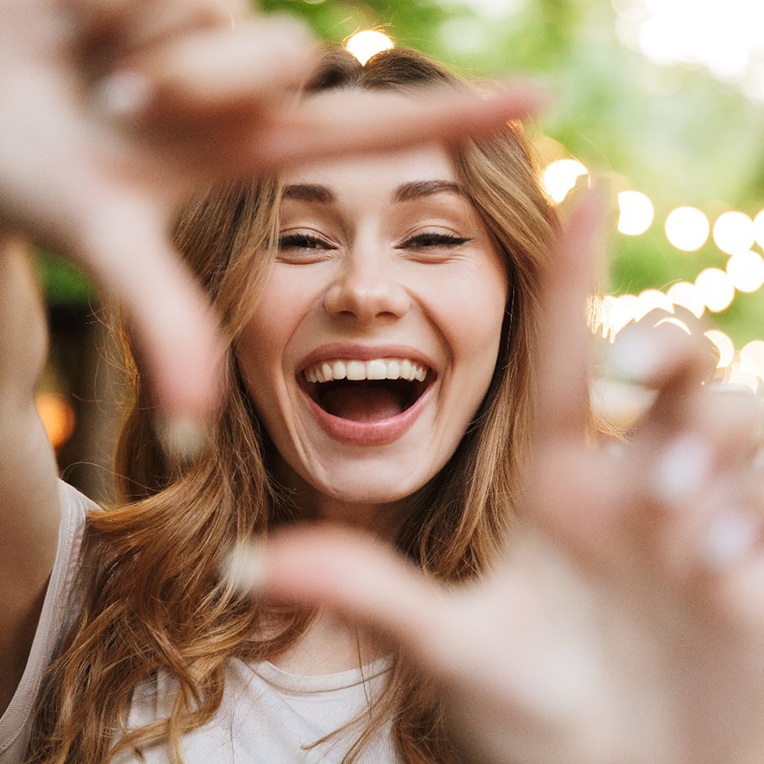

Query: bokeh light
[345,30,394,65]
[541,159,589,203]
[617,191,654,235]
[694,268,735,312]
[36,392,76,450]
[712,211,755,255]
[614,0,764,101]
[666,281,705,318]
[740,340,764,381]
[635,288,673,320]
[665,207,710,251]
[726,250,764,293]
[754,209,764,248]
[704,329,735,369]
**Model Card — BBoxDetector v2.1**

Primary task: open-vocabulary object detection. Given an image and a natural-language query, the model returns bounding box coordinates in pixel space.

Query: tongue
[320,385,405,421]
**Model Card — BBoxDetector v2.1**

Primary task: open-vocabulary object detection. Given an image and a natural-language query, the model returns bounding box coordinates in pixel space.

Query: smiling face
[236,144,508,527]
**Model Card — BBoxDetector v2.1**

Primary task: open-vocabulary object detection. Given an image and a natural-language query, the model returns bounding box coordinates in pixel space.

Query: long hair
[29,47,557,762]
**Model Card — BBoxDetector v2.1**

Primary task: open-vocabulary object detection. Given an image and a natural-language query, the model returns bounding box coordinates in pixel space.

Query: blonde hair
[29,48,557,762]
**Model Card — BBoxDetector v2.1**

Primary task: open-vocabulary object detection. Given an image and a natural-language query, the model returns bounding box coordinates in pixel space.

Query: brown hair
[29,47,557,762]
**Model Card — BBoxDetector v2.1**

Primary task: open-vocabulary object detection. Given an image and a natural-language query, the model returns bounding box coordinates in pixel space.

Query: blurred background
[41,0,764,501]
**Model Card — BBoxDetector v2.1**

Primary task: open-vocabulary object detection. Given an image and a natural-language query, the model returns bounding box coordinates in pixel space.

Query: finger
[75,195,224,435]
[227,526,456,671]
[245,81,551,171]
[533,190,605,441]
[98,17,315,121]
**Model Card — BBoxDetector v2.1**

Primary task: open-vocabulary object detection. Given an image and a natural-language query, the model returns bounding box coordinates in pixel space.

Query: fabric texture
[0,482,399,763]
[0,481,94,763]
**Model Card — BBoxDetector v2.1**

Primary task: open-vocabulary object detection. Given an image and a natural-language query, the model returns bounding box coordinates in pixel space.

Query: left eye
[401,232,473,249]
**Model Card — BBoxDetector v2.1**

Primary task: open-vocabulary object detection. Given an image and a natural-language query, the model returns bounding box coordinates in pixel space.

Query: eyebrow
[283,184,335,203]
[283,179,466,205]
[393,180,466,203]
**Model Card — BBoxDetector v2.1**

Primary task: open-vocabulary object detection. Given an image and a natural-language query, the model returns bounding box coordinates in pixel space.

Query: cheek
[442,268,508,375]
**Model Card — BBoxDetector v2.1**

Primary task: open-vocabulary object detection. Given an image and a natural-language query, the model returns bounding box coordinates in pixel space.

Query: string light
[704,330,735,369]
[665,207,710,251]
[541,159,589,203]
[740,340,764,381]
[345,30,394,65]
[726,250,764,293]
[617,191,654,235]
[712,211,756,255]
[695,268,735,313]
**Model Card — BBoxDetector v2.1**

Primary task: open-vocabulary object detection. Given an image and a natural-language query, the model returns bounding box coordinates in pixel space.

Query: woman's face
[236,143,508,520]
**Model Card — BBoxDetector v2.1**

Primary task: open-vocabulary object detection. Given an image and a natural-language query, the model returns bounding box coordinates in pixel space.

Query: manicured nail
[651,435,713,510]
[156,415,208,464]
[702,507,759,569]
[96,70,153,119]
[608,326,666,385]
[221,542,268,593]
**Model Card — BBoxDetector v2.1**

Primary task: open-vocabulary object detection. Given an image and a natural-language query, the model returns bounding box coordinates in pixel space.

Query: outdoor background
[40,0,764,500]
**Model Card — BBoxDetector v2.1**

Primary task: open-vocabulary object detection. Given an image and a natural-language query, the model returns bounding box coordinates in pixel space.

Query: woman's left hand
[231,195,764,764]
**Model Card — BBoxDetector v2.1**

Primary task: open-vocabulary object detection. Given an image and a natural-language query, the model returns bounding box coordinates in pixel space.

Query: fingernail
[651,435,714,509]
[702,507,759,569]
[96,70,153,119]
[608,326,666,385]
[156,415,209,464]
[221,542,268,593]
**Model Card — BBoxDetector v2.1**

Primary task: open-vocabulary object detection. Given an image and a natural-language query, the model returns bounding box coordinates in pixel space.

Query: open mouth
[300,358,433,422]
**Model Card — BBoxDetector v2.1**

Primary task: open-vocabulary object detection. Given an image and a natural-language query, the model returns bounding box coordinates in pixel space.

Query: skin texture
[236,144,508,529]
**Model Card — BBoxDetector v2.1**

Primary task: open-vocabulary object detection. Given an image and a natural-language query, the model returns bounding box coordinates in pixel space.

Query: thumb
[231,525,455,670]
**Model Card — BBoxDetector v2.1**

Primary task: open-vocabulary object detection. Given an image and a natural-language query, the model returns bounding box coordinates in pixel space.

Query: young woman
[4,2,764,763]
[15,46,557,762]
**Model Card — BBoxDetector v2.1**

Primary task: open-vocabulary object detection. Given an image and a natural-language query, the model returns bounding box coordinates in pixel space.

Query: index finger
[248,81,551,171]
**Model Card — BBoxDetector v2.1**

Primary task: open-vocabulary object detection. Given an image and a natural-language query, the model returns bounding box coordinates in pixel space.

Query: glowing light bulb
[541,160,589,203]
[665,207,710,252]
[617,191,654,235]
[740,340,764,381]
[635,288,673,320]
[727,362,760,393]
[712,211,755,255]
[694,268,735,312]
[754,209,764,248]
[726,250,764,293]
[704,329,735,368]
[345,30,394,65]
[667,281,705,318]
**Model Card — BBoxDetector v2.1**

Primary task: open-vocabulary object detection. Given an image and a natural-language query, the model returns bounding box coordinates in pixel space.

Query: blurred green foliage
[45,0,764,344]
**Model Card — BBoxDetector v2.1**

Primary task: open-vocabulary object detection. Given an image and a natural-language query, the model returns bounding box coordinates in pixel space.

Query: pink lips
[297,343,436,446]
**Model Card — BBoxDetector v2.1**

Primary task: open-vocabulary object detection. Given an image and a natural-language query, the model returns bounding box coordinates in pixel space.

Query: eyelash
[276,231,473,255]
[400,232,472,249]
[278,232,332,251]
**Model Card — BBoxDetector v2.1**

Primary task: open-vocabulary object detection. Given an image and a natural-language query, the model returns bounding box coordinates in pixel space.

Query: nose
[323,246,411,322]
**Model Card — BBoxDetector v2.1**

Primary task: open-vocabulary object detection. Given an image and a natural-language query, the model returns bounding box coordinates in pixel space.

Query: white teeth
[346,360,366,381]
[303,357,430,384]
[332,360,347,380]
[367,359,387,380]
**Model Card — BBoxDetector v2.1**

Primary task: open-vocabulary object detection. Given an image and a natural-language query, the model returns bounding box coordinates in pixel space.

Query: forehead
[280,144,459,200]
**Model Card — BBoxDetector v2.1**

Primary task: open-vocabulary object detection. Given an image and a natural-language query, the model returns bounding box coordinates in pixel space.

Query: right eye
[277,232,333,252]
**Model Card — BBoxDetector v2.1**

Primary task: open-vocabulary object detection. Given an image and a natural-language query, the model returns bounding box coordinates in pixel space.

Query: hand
[238,196,764,764]
[0,0,547,426]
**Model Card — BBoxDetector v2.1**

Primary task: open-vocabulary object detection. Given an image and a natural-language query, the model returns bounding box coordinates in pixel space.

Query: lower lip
[301,384,434,445]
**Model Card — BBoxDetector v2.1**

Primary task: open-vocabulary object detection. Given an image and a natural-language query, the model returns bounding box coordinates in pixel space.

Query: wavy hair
[29,47,557,762]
